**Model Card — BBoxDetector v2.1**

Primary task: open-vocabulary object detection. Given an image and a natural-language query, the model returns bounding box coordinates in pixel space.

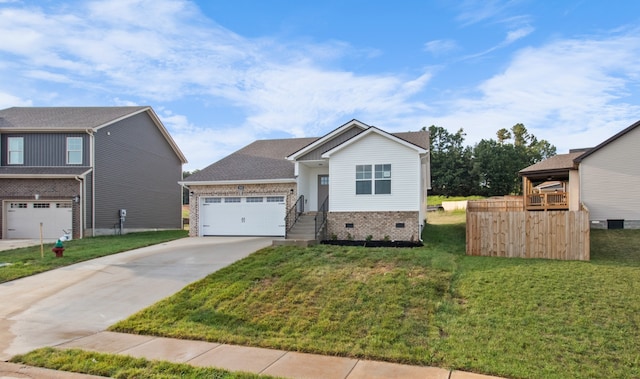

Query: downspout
[87,129,96,237]
[74,175,84,239]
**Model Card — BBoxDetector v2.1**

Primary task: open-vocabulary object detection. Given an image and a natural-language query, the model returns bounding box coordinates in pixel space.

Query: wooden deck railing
[525,192,568,211]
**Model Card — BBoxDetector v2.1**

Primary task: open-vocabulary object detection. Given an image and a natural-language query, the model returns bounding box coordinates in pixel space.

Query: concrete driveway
[0,237,272,361]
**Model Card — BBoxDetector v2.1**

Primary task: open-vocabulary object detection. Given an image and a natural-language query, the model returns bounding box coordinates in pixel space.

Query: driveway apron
[0,237,272,361]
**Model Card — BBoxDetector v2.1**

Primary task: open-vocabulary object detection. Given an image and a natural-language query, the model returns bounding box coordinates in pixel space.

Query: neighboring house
[0,106,187,239]
[182,119,430,242]
[520,119,640,229]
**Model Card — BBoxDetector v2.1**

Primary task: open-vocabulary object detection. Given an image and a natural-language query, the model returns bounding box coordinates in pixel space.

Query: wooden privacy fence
[467,197,524,212]
[466,200,590,261]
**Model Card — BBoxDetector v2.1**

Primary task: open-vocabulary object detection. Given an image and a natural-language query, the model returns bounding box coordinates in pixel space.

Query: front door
[317,175,329,209]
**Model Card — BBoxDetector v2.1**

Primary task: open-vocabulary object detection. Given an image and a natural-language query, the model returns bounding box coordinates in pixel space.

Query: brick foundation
[327,211,421,242]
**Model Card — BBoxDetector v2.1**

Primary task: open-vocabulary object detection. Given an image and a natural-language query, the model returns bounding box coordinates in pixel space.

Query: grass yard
[109,212,640,379]
[0,230,188,283]
[11,348,269,379]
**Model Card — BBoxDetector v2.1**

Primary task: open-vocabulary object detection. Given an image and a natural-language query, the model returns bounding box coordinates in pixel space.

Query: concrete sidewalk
[48,331,503,379]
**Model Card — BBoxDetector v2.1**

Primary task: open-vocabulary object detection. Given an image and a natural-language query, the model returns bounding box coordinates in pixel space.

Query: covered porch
[519,151,584,212]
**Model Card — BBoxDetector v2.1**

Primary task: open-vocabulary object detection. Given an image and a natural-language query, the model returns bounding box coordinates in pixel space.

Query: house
[0,106,187,239]
[182,119,430,242]
[519,119,640,229]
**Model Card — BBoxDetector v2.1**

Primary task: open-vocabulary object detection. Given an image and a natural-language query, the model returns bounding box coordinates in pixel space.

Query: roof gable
[287,119,369,160]
[321,126,428,158]
[0,106,187,164]
[574,119,640,163]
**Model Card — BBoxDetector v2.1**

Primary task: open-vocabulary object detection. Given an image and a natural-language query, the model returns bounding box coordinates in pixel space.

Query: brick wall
[0,178,81,239]
[188,183,297,237]
[327,211,421,242]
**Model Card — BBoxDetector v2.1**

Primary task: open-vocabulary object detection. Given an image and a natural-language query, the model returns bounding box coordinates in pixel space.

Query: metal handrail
[315,196,329,241]
[285,195,304,235]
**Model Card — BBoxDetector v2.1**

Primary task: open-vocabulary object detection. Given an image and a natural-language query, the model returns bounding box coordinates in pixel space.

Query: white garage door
[200,196,286,236]
[5,201,73,239]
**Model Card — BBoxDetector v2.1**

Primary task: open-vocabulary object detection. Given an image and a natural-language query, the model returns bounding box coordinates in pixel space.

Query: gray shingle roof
[519,152,584,176]
[0,106,148,130]
[186,137,318,182]
[185,128,429,183]
[390,130,429,150]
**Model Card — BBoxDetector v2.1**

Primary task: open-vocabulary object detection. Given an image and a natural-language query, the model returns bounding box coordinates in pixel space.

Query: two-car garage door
[200,196,286,236]
[5,201,73,239]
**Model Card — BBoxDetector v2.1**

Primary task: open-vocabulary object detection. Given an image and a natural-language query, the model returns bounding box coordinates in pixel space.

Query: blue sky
[1,1,640,170]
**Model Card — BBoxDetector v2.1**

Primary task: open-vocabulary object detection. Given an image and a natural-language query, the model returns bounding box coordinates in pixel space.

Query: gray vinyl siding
[83,172,94,230]
[93,112,182,230]
[1,133,90,166]
[298,127,363,161]
[580,125,640,222]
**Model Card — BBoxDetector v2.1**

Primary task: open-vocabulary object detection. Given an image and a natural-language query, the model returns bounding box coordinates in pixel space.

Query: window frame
[7,137,24,165]
[355,164,372,195]
[355,164,391,195]
[374,164,392,194]
[66,137,83,165]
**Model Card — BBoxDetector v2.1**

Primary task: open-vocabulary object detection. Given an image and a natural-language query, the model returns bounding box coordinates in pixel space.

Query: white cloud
[455,0,525,26]
[0,92,32,109]
[504,25,534,44]
[2,0,640,172]
[432,31,640,152]
[424,39,458,55]
[463,25,534,60]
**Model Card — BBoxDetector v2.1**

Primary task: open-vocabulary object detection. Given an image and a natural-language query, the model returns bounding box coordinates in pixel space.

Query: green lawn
[0,230,188,283]
[107,214,640,379]
[10,213,640,379]
[11,348,271,379]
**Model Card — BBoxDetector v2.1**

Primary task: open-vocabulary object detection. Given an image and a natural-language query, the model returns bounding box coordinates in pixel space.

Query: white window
[356,164,391,195]
[225,197,241,203]
[375,164,391,194]
[355,165,372,194]
[8,137,24,165]
[67,137,83,164]
[204,197,221,203]
[246,197,263,203]
[266,196,284,203]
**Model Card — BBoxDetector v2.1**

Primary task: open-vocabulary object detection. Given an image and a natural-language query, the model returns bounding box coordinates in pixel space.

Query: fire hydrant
[52,239,65,258]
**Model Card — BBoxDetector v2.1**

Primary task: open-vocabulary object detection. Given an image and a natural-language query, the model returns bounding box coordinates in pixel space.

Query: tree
[471,123,557,195]
[496,128,512,144]
[428,125,475,196]
[472,139,524,196]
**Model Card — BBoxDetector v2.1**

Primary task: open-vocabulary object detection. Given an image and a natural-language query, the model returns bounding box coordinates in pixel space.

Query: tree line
[428,123,556,197]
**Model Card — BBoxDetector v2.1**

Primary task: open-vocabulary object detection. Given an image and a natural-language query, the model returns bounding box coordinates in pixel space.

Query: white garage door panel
[5,202,73,239]
[201,197,285,236]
